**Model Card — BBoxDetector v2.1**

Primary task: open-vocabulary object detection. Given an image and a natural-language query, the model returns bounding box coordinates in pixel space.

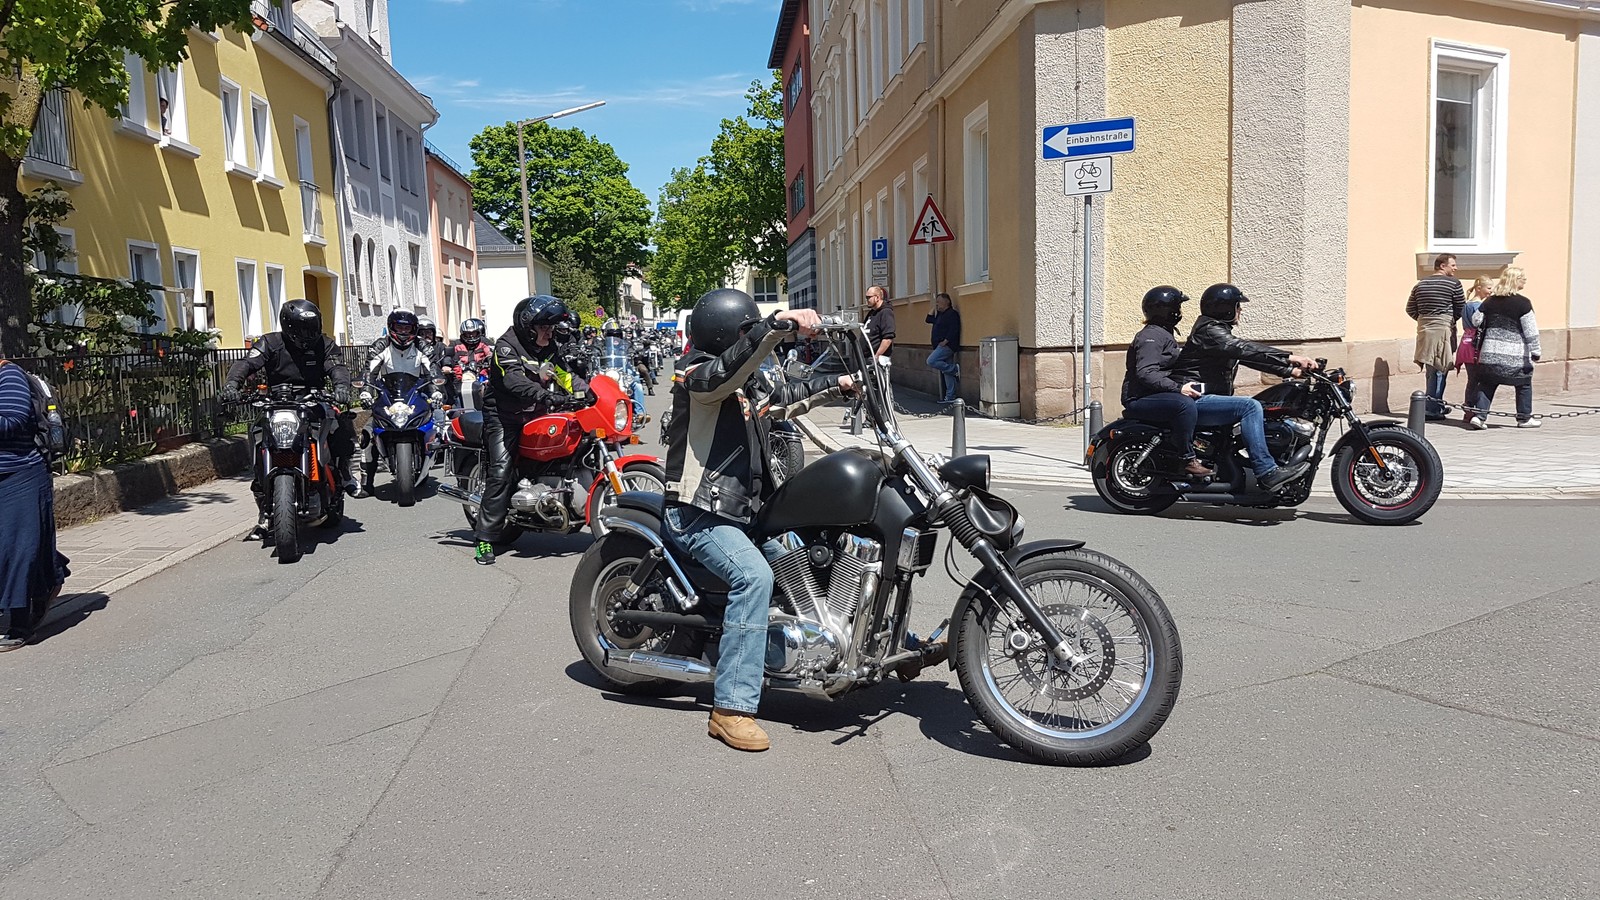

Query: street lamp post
[514,101,605,295]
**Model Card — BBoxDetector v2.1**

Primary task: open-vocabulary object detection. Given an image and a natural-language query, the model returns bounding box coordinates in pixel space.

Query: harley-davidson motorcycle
[1088,361,1443,525]
[570,321,1183,765]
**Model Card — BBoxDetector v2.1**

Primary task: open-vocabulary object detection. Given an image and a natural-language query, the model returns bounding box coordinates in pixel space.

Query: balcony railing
[252,0,336,75]
[301,181,324,241]
[26,87,74,170]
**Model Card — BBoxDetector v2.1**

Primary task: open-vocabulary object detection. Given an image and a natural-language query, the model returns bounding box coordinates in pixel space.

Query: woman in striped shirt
[0,359,67,651]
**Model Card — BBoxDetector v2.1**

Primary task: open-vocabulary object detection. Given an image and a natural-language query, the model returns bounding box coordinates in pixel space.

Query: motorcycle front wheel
[955,549,1182,765]
[272,473,302,564]
[585,462,667,538]
[1331,424,1442,525]
[568,533,698,696]
[394,441,417,507]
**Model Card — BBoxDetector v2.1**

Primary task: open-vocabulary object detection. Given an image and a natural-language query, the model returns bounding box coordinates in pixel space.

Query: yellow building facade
[20,6,344,347]
[805,0,1600,417]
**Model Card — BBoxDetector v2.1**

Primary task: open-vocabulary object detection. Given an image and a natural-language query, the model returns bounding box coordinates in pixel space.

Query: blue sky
[390,0,784,210]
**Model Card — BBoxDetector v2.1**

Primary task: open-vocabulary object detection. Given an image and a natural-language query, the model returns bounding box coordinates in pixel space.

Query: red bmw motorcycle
[439,373,665,540]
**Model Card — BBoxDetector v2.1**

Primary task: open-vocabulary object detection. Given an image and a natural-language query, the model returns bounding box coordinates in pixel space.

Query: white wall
[477,256,551,336]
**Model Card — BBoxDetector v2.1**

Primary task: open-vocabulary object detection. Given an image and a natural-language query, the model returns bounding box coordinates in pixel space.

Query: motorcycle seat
[452,411,485,446]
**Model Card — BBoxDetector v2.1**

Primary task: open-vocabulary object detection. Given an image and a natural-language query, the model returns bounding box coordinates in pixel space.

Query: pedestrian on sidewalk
[925,292,962,403]
[851,285,896,423]
[1455,274,1494,423]
[1406,253,1466,420]
[0,360,69,651]
[1467,266,1542,430]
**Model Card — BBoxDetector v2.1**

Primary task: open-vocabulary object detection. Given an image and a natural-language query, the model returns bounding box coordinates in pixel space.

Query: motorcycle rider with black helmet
[474,295,588,565]
[663,289,855,752]
[222,299,358,512]
[450,317,492,407]
[1121,287,1212,478]
[1174,283,1320,492]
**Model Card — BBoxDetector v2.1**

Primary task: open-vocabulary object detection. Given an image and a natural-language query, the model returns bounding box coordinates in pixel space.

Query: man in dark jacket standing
[1174,284,1318,492]
[1122,287,1211,477]
[663,288,852,752]
[925,292,961,403]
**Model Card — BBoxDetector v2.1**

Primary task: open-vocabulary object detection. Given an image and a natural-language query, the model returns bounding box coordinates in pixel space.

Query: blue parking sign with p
[871,238,889,261]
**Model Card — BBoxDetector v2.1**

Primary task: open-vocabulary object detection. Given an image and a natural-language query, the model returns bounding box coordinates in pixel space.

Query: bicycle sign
[1063,155,1113,197]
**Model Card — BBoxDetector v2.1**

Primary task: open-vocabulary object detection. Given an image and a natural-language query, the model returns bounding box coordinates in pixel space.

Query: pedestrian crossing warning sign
[909,195,954,245]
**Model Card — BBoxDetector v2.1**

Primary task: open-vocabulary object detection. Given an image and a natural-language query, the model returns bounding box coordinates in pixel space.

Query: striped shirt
[1406,274,1465,321]
[0,363,42,473]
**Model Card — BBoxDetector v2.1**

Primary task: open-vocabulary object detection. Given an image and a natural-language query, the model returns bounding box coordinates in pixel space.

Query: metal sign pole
[1082,194,1093,455]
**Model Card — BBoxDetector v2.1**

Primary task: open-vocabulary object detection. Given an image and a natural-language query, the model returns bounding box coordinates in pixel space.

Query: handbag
[1455,327,1478,367]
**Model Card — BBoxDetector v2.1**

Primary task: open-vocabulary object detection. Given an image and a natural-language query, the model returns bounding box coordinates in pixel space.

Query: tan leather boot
[708,708,770,751]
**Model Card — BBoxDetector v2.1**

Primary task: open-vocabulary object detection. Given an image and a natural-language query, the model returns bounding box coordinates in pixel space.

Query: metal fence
[13,345,369,475]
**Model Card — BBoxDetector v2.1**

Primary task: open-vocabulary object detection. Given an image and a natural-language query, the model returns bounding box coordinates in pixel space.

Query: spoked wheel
[1092,439,1178,515]
[568,535,698,696]
[585,462,667,538]
[460,461,524,544]
[955,549,1183,765]
[1331,425,1442,525]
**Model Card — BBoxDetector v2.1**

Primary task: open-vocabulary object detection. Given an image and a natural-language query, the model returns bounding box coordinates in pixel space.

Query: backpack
[26,372,67,461]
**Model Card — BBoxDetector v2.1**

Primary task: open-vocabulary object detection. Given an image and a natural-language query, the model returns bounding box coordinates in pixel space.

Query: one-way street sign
[1042,117,1136,159]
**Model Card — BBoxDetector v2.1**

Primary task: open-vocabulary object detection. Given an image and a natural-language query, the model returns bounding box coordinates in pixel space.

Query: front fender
[1329,420,1404,458]
[946,538,1088,670]
[583,454,664,521]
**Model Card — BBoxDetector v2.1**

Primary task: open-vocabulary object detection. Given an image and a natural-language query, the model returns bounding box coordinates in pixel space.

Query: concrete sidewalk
[798,386,1600,498]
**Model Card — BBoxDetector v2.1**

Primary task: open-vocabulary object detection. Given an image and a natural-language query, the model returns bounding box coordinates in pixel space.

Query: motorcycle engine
[1263,417,1316,464]
[764,532,883,677]
[511,476,578,526]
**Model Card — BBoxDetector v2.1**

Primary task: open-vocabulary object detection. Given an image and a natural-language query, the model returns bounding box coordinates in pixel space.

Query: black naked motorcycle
[242,385,344,564]
[1087,361,1444,525]
[570,321,1183,765]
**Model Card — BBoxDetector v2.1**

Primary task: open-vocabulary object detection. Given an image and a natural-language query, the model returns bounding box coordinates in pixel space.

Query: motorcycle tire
[461,462,524,544]
[569,533,698,696]
[585,461,667,539]
[955,549,1182,765]
[773,434,805,481]
[394,441,417,508]
[1331,424,1442,525]
[272,473,302,564]
[1092,439,1179,515]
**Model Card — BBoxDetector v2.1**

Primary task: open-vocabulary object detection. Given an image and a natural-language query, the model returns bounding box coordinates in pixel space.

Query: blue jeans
[629,381,648,417]
[927,345,959,401]
[1194,395,1275,477]
[663,505,781,715]
[1121,392,1197,459]
[1424,366,1449,417]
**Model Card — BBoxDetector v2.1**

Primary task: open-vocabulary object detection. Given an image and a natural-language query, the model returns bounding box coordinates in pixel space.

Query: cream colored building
[804,0,1600,416]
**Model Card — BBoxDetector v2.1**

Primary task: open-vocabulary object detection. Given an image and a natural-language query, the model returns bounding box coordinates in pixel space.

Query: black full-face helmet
[688,288,763,356]
[513,295,571,347]
[459,318,485,347]
[1199,283,1249,322]
[280,299,323,351]
[1141,286,1189,330]
[386,310,419,349]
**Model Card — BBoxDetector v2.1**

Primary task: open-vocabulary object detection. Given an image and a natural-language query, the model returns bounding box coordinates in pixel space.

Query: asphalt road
[3,388,1597,900]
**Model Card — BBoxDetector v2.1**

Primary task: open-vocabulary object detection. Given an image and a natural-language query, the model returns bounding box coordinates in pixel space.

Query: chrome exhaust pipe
[603,648,715,683]
[437,482,480,506]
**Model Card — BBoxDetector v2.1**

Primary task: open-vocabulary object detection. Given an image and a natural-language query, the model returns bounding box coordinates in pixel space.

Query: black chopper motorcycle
[239,384,345,564]
[571,320,1183,765]
[1087,362,1443,525]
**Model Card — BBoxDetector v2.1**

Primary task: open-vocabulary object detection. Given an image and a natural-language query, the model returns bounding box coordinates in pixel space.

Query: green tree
[467,121,650,314]
[0,0,257,356]
[549,244,598,312]
[649,73,786,311]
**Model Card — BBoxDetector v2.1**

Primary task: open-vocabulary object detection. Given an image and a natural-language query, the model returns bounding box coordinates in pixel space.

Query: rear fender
[947,539,1088,670]
[1086,421,1164,472]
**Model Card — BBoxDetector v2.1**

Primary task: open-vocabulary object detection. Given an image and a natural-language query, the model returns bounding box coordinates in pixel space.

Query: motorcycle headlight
[269,410,301,447]
[605,368,624,383]
[614,399,629,432]
[387,401,416,422]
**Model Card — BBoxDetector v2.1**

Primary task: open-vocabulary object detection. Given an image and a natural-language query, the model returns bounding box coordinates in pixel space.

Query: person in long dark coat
[0,359,68,650]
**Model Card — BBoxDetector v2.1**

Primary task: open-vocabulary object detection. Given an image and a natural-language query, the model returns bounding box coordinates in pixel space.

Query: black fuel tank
[755,450,886,534]
[1253,380,1313,417]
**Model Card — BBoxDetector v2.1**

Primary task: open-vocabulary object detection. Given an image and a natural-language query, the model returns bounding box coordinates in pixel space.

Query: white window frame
[868,2,885,100]
[250,94,281,187]
[264,264,285,332]
[853,19,868,122]
[128,240,166,333]
[963,103,991,283]
[375,104,392,182]
[36,227,83,327]
[171,248,203,331]
[237,259,261,338]
[1427,39,1510,253]
[221,78,254,178]
[912,155,930,294]
[892,174,909,297]
[888,0,902,78]
[155,64,198,157]
[907,0,925,52]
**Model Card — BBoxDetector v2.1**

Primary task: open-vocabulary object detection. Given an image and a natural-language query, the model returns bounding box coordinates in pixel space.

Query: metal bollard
[952,399,967,458]
[1407,390,1428,436]
[1088,400,1103,438]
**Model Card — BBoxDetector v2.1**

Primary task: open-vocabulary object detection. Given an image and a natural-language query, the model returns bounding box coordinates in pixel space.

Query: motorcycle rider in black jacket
[473,295,586,565]
[663,289,852,752]
[222,300,357,517]
[1172,284,1319,492]
[1121,287,1213,478]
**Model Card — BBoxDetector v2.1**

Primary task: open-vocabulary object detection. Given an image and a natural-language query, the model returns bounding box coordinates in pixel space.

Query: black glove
[333,384,351,406]
[220,382,242,404]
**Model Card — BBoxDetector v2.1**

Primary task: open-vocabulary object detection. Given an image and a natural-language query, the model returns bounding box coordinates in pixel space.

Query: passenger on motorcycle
[222,300,358,507]
[450,318,492,406]
[1121,287,1213,478]
[1173,283,1319,492]
[663,288,854,752]
[474,295,588,565]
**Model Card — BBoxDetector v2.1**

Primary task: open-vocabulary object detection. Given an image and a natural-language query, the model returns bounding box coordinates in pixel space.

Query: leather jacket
[1173,315,1294,396]
[1122,323,1185,404]
[484,328,586,418]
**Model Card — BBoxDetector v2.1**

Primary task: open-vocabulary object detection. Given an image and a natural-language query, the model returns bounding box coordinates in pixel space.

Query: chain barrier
[1432,398,1600,422]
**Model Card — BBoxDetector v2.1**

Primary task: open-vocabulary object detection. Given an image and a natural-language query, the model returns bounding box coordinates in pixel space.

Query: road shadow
[24,591,112,646]
[434,525,592,559]
[361,475,443,506]
[1063,493,1294,527]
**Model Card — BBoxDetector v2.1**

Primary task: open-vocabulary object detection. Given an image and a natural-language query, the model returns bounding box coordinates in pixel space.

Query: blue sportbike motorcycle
[357,371,441,506]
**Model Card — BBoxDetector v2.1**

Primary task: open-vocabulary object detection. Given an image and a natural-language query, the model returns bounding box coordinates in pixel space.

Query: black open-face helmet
[386,310,419,349]
[688,288,762,356]
[513,295,570,347]
[1199,283,1249,322]
[417,316,438,342]
[280,299,322,351]
[459,318,485,347]
[1141,286,1189,330]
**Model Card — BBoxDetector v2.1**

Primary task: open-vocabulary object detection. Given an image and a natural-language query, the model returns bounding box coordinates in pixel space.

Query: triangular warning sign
[908,195,954,245]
